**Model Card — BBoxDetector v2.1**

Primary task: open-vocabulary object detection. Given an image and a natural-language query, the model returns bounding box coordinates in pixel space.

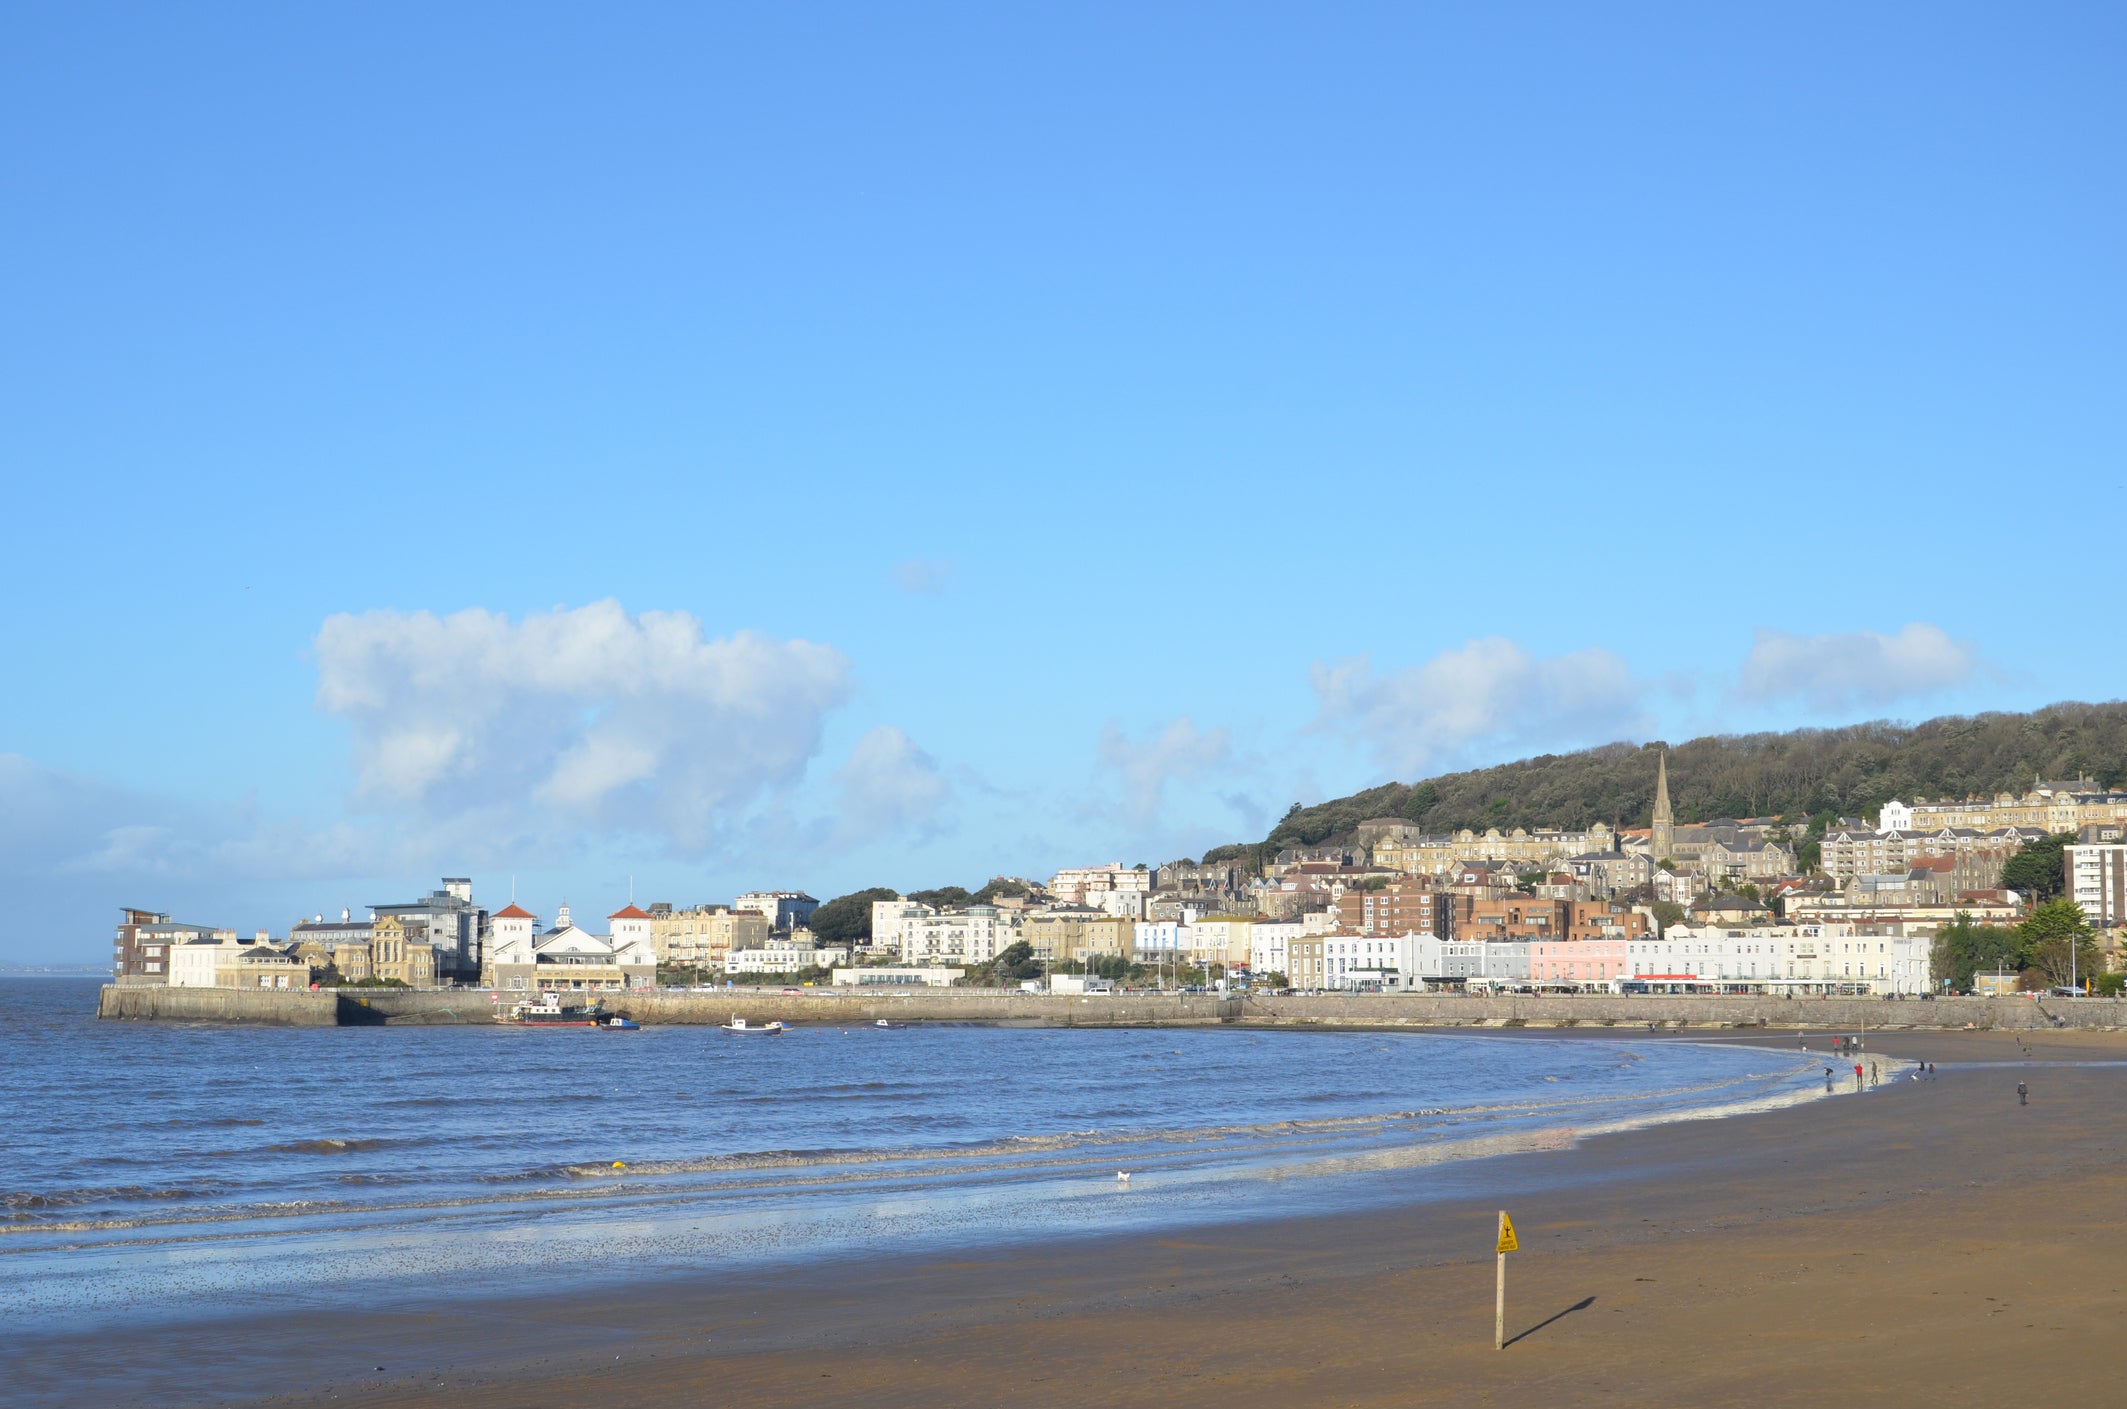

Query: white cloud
[1735,623,1977,712]
[1098,717,1234,823]
[833,726,954,845]
[892,558,952,595]
[1309,638,1648,776]
[313,601,852,855]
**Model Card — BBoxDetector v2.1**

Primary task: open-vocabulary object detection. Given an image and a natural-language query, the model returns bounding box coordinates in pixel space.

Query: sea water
[0,979,1825,1328]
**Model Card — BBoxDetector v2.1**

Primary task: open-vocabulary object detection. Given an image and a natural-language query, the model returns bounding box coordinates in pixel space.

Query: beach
[15,1026,2124,1408]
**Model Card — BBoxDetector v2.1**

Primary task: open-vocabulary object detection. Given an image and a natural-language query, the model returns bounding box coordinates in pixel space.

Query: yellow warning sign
[1496,1213,1518,1254]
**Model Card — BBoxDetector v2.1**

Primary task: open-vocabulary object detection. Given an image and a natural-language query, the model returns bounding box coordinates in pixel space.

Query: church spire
[1652,750,1674,862]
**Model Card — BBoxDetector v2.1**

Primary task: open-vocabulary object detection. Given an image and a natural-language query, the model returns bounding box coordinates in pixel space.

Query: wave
[259,1138,395,1155]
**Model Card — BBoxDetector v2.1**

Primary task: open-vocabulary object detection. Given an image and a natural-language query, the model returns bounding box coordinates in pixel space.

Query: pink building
[1531,939,1628,986]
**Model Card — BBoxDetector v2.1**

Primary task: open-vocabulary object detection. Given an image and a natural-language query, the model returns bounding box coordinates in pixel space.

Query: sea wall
[96,984,339,1026]
[95,984,2127,1031]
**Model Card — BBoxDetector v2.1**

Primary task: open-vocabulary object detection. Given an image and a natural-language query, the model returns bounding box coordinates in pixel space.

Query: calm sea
[0,979,1824,1330]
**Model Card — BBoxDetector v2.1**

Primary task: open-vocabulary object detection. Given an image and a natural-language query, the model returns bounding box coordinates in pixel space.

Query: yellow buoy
[612,1161,626,1169]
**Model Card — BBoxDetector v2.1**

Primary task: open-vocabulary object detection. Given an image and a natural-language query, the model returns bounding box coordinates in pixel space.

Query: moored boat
[501,992,605,1027]
[722,1016,787,1034]
[602,1016,641,1030]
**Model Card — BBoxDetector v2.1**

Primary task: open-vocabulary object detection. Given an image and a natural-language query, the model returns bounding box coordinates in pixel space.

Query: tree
[1649,900,1685,934]
[907,885,972,910]
[1930,911,2025,991]
[2019,897,2100,989]
[988,940,1041,984]
[1516,871,1546,893]
[1399,782,1438,824]
[2001,834,2074,902]
[809,888,900,946]
[1212,704,2127,862]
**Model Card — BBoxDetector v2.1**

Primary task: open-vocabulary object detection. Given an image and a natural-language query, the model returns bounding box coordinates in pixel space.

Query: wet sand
[22,1029,2127,1408]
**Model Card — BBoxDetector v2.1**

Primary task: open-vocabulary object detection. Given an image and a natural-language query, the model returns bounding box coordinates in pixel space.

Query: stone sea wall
[96,984,2127,1031]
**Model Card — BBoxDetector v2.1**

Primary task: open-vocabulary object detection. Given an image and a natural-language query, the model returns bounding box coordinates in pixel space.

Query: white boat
[723,1016,787,1034]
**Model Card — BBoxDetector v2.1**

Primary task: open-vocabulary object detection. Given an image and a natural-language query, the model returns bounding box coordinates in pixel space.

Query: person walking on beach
[2018,1081,2028,1106]
[1854,1062,1864,1091]
[1825,1066,1834,1092]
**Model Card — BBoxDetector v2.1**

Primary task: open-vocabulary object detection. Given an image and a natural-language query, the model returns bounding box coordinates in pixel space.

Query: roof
[493,903,536,920]
[608,904,652,920]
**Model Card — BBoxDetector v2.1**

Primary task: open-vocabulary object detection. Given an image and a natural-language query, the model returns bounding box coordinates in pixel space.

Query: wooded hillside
[1201,701,2127,859]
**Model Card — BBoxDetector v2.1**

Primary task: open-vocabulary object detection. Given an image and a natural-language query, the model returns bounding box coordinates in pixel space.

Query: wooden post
[1495,1210,1507,1350]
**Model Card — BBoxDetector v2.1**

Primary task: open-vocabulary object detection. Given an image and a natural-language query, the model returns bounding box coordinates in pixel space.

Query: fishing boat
[722,1016,787,1034]
[502,992,605,1027]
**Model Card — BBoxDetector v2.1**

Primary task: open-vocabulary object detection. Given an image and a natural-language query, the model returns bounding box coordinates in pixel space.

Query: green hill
[1200,701,2127,862]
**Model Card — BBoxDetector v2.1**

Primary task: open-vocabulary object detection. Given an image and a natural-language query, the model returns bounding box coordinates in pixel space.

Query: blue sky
[4,3,2122,960]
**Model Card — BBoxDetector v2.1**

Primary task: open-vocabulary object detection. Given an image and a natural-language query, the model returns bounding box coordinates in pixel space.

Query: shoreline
[13,1028,2125,1407]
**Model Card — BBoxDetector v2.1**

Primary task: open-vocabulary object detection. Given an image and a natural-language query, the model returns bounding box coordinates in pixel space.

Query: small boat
[723,1016,787,1034]
[502,992,605,1027]
[602,1016,641,1030]
[874,1019,903,1029]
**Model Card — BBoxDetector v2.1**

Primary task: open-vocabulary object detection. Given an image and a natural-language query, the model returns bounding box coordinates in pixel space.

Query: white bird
[1116,1171,1130,1183]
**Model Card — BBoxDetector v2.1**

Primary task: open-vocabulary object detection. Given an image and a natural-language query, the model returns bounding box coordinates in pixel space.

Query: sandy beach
[20,1028,2126,1409]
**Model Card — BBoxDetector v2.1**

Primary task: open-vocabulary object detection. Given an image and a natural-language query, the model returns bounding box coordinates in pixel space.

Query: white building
[832,966,964,988]
[898,906,1020,965]
[2067,843,2127,930]
[1132,920,1186,956]
[1628,923,1930,994]
[486,903,657,991]
[1049,864,1154,905]
[870,899,936,954]
[725,939,851,975]
[1249,918,1302,977]
[167,930,249,987]
[1322,931,1430,990]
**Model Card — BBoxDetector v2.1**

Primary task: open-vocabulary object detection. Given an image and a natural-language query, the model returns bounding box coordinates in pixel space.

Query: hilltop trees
[808,887,899,946]
[1246,702,2127,857]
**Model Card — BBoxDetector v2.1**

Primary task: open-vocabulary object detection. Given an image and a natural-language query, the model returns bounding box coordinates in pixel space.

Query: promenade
[95,981,2127,1030]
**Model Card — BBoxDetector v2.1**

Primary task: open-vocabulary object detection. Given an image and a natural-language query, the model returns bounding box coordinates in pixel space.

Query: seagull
[1116,1171,1130,1183]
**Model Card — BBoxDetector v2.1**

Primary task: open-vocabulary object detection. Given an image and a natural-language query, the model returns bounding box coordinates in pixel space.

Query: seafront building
[1021,907,1134,965]
[1634,924,1931,994]
[169,929,309,988]
[369,878,486,981]
[485,902,657,992]
[831,966,964,988]
[112,910,218,982]
[2067,838,2127,931]
[725,936,851,976]
[894,905,1021,966]
[649,904,771,970]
